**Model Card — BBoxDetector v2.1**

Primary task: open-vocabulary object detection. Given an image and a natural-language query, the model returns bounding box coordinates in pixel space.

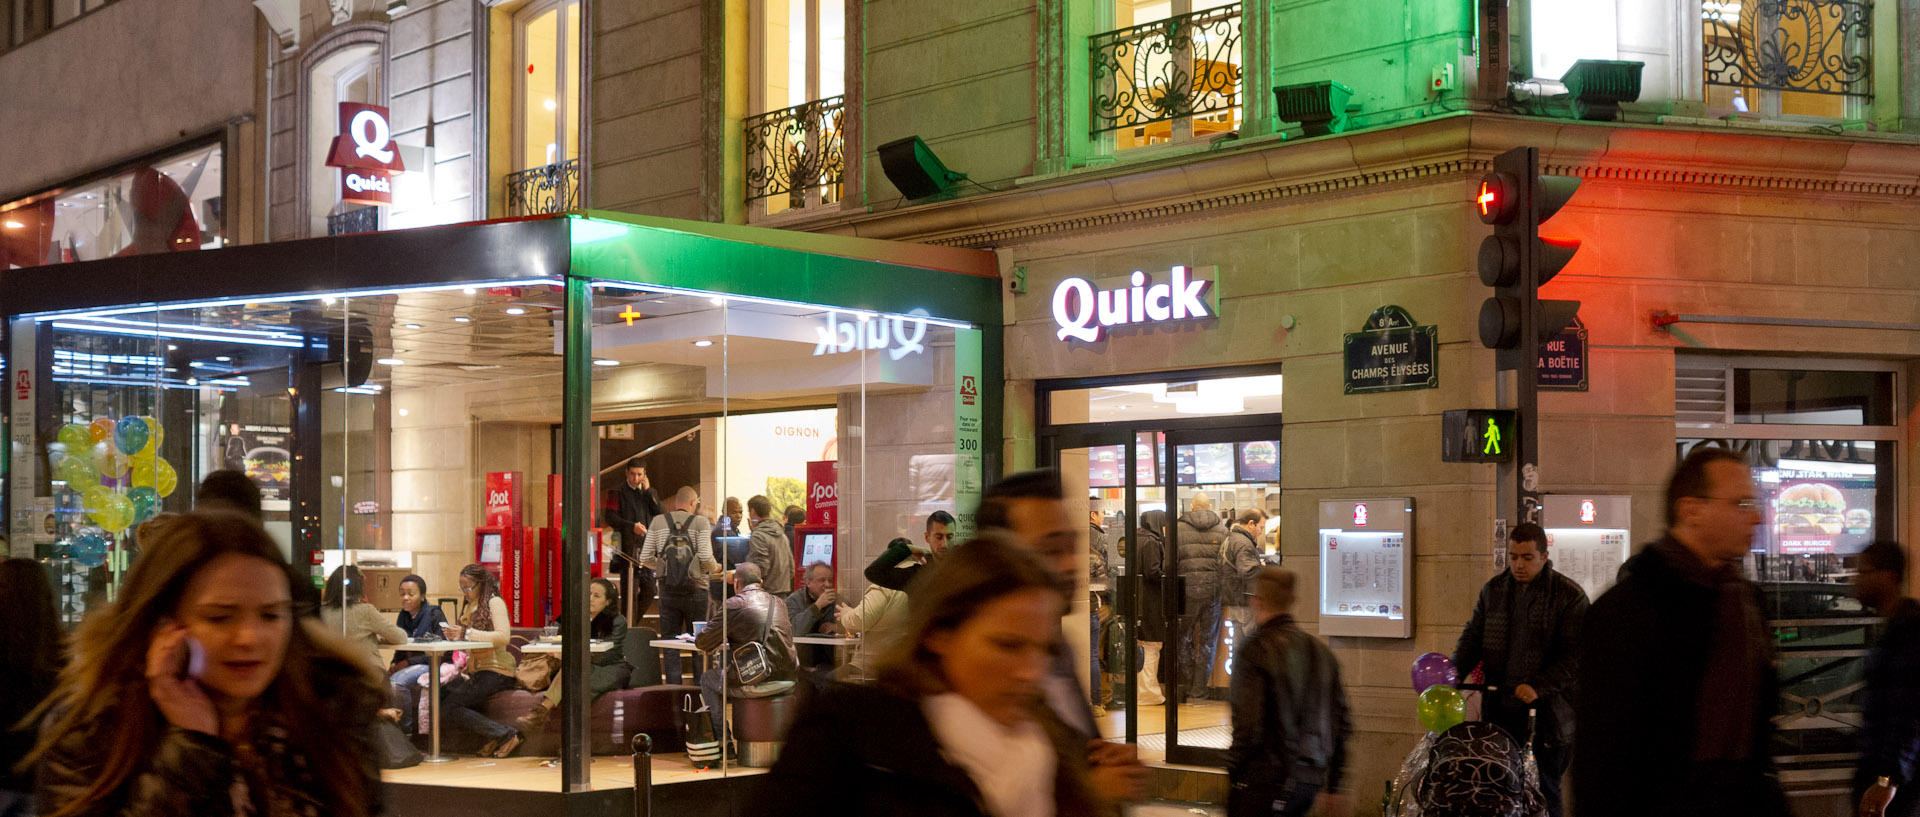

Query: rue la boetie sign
[324,103,406,205]
[1052,265,1219,342]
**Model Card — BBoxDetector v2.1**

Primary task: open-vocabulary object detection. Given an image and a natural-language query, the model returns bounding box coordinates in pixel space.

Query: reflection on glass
[1,143,225,268]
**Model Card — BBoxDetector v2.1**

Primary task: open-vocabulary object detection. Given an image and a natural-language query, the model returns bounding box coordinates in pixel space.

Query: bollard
[632,733,654,817]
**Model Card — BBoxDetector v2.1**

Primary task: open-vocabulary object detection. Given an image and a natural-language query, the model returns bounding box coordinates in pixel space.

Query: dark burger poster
[1764,471,1875,555]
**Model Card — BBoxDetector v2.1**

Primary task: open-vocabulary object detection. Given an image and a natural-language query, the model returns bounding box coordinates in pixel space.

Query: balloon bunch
[48,415,175,534]
[1410,652,1464,733]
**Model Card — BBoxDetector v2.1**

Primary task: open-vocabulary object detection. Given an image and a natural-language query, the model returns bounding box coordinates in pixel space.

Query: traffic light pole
[1515,150,1544,524]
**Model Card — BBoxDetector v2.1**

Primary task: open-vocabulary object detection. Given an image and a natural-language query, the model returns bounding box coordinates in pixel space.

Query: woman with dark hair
[0,560,61,816]
[31,510,383,817]
[514,577,629,733]
[438,564,521,757]
[319,565,406,673]
[755,533,1098,817]
[383,574,447,728]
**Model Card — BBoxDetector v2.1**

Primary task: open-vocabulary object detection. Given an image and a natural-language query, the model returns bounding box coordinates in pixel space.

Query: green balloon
[57,423,92,452]
[1417,684,1466,733]
[128,486,162,523]
[59,456,100,489]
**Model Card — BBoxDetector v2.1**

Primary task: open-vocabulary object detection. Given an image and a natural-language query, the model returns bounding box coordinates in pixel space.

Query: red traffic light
[1476,172,1519,224]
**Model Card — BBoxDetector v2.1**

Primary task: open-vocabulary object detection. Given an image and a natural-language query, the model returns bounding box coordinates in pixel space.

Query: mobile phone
[179,637,206,680]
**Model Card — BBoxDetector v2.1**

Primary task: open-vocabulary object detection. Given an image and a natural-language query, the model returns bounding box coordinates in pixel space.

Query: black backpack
[660,513,697,589]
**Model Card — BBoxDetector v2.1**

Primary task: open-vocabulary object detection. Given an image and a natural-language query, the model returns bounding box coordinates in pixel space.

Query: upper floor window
[3,0,115,53]
[1092,0,1242,152]
[744,0,845,217]
[308,46,382,236]
[504,0,582,216]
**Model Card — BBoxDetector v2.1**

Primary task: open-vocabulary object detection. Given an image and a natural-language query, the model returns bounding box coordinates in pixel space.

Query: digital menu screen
[1175,446,1197,485]
[1136,432,1158,485]
[1193,443,1235,483]
[1237,441,1279,483]
[802,533,834,566]
[1087,445,1124,488]
[1760,462,1877,555]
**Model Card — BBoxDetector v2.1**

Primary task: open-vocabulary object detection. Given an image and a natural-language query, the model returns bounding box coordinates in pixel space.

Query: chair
[624,626,662,688]
[730,684,797,768]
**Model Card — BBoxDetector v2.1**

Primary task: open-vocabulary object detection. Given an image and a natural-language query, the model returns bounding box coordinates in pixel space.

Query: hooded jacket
[1176,509,1229,614]
[748,518,795,595]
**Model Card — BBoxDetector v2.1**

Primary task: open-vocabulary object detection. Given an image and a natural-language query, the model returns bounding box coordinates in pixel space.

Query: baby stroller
[1384,700,1546,817]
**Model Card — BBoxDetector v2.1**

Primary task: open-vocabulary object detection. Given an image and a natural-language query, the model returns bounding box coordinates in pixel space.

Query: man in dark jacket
[1852,540,1920,817]
[1451,521,1588,817]
[605,460,664,618]
[1574,447,1786,817]
[1176,493,1229,701]
[786,561,841,680]
[695,563,797,750]
[1228,567,1350,817]
[745,495,794,597]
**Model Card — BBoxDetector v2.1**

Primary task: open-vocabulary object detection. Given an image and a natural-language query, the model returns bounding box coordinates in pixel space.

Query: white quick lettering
[349,109,395,163]
[811,308,930,360]
[1052,265,1213,342]
[344,173,391,194]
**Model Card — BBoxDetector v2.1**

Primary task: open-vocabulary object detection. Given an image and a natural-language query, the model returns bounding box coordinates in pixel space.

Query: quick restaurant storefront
[988,116,1920,809]
[0,211,1000,808]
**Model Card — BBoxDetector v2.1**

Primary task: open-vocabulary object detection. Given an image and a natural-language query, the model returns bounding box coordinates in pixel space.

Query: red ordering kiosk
[792,460,840,592]
[477,471,602,627]
[537,473,603,625]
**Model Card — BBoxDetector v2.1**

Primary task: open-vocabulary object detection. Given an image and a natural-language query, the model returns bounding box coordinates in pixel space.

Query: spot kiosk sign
[324,103,406,205]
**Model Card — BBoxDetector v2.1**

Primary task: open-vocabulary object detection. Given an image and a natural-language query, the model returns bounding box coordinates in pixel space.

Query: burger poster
[1768,476,1874,554]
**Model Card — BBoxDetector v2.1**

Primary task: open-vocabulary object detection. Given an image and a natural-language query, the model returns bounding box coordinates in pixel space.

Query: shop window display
[0,142,224,269]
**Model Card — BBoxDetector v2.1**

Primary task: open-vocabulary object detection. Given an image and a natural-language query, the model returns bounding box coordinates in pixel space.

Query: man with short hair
[196,469,262,520]
[977,469,1147,806]
[786,561,841,681]
[745,495,794,598]
[638,486,721,685]
[1575,448,1786,817]
[606,460,665,618]
[1227,567,1350,817]
[1452,522,1588,817]
[863,510,956,592]
[1852,540,1920,817]
[783,505,806,548]
[694,562,797,754]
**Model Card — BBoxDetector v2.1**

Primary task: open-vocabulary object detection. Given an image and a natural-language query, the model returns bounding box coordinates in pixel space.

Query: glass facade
[1,140,226,269]
[1,212,1000,789]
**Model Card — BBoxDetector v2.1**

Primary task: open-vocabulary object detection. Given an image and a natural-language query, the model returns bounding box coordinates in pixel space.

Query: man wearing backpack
[1227,567,1351,817]
[639,486,722,685]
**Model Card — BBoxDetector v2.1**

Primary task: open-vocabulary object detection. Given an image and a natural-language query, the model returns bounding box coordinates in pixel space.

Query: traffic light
[1441,409,1516,463]
[1476,147,1582,370]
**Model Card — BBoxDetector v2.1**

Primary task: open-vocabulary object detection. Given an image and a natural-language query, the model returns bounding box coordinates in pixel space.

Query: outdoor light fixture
[1272,80,1354,137]
[453,316,471,323]
[877,135,968,200]
[592,359,619,367]
[377,358,405,366]
[693,340,714,347]
[1561,59,1645,121]
[505,307,527,315]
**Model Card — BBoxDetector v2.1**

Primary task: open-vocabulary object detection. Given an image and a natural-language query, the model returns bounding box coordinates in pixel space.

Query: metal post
[1515,148,1543,524]
[632,733,654,817]
[561,276,594,790]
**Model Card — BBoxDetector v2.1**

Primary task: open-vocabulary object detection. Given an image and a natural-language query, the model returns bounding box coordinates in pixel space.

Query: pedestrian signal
[1442,409,1517,463]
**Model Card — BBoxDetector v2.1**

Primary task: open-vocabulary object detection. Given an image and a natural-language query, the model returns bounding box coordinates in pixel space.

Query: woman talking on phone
[30,510,383,817]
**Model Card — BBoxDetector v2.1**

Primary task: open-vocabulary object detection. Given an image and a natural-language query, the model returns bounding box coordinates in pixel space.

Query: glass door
[1047,427,1140,746]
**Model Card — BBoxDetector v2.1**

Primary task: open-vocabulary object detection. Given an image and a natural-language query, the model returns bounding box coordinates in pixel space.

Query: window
[1701,0,1866,119]
[744,0,845,217]
[1091,0,1242,152]
[307,46,382,236]
[4,0,113,52]
[0,141,226,269]
[504,0,582,216]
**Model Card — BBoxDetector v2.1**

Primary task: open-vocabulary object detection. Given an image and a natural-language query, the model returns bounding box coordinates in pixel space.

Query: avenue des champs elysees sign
[1344,305,1438,394]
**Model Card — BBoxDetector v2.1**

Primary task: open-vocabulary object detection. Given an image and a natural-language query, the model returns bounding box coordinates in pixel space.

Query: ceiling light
[398,408,409,417]
[377,358,405,366]
[2,221,22,229]
[693,340,714,347]
[463,288,477,295]
[453,316,471,323]
[186,377,198,386]
[505,307,527,315]
[167,344,178,351]
[593,358,619,367]
[543,98,556,111]
[215,355,231,362]
[403,323,421,329]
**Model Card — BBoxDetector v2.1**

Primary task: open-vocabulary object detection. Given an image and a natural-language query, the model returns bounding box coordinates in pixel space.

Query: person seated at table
[320,564,407,673]
[752,533,1099,817]
[384,574,448,730]
[695,563,798,755]
[441,564,522,757]
[839,540,914,680]
[515,577,630,733]
[786,561,842,684]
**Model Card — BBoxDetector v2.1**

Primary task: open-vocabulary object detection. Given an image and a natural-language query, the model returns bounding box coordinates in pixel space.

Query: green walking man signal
[1441,409,1516,463]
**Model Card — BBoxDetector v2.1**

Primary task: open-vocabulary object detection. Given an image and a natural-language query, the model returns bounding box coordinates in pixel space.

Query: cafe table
[379,639,492,762]
[517,639,616,654]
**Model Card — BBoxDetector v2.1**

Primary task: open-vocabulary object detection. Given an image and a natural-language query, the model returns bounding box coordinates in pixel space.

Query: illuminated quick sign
[1580,499,1596,524]
[325,103,406,205]
[1052,265,1216,342]
[812,309,929,361]
[1354,503,1369,527]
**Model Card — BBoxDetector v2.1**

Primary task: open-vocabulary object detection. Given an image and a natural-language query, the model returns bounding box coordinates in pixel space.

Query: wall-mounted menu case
[1318,498,1412,638]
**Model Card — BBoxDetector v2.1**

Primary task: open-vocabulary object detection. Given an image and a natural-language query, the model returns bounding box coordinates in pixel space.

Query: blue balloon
[114,415,150,456]
[71,527,110,568]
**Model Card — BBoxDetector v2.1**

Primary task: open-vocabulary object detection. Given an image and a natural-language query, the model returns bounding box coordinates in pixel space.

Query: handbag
[517,653,560,691]
[730,593,781,685]
[370,718,423,769]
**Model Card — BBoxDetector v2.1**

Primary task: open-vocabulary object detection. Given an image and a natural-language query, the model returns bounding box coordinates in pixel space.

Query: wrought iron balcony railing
[744,95,845,210]
[327,206,379,236]
[1704,0,1871,97]
[1091,4,1242,135]
[505,158,582,217]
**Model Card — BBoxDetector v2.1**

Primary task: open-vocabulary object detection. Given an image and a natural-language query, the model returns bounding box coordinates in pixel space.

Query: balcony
[743,95,845,214]
[1091,4,1242,148]
[1703,0,1872,98]
[326,206,380,236]
[505,158,582,217]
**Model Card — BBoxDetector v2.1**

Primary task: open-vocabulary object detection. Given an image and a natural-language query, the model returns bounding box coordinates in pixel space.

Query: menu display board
[1087,445,1125,488]
[1237,441,1279,483]
[1318,498,1413,638]
[1193,443,1235,483]
[1759,461,1877,555]
[1542,495,1632,601]
[1136,432,1159,485]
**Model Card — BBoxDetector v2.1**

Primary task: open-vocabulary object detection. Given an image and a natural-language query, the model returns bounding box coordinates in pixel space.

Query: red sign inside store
[806,460,839,526]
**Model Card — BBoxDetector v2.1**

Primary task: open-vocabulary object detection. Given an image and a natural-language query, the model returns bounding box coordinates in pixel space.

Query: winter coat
[747,518,795,595]
[1226,614,1351,792]
[1220,526,1263,607]
[694,583,798,693]
[1175,509,1228,616]
[391,604,449,668]
[1136,510,1170,642]
[751,683,1098,817]
[1572,537,1787,817]
[1450,563,1588,744]
[1088,524,1113,586]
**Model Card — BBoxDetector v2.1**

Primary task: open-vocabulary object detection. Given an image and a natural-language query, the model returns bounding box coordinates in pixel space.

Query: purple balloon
[1411,652,1458,694]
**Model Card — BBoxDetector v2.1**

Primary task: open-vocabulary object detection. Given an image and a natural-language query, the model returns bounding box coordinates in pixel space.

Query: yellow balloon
[133,457,181,499]
[59,456,99,489]
[139,416,164,457]
[84,488,135,533]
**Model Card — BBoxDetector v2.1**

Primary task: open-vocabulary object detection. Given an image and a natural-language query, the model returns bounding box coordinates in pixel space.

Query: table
[379,639,492,762]
[792,635,857,647]
[517,639,616,654]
